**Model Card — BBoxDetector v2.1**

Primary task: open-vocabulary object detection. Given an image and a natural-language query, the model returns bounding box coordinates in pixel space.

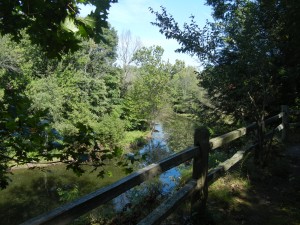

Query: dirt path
[204,140,300,225]
[161,141,300,225]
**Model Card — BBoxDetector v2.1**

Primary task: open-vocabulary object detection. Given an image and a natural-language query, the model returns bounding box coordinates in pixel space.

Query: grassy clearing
[209,173,251,208]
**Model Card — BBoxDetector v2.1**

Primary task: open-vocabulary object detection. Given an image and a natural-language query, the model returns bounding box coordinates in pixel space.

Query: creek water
[1,115,195,224]
[113,123,181,211]
[139,123,181,193]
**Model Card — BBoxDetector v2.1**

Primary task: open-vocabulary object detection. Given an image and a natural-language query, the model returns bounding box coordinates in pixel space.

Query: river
[0,115,196,224]
[113,123,182,211]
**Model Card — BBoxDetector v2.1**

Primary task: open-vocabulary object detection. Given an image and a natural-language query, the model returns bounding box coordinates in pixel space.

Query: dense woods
[151,0,300,123]
[1,0,299,193]
[0,16,204,189]
[0,1,300,225]
[151,0,300,165]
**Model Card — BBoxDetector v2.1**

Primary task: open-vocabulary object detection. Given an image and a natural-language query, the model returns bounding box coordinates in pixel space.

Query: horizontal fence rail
[21,105,299,225]
[137,143,258,225]
[137,180,197,225]
[210,127,247,150]
[288,107,300,128]
[21,146,199,225]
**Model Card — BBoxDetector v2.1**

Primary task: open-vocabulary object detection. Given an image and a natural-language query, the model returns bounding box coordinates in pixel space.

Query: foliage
[150,0,300,165]
[0,25,125,189]
[150,1,300,123]
[163,114,196,152]
[28,70,107,134]
[0,0,118,57]
[122,46,172,129]
[0,36,56,187]
[57,184,80,203]
[121,130,149,153]
[170,66,207,114]
[0,28,203,190]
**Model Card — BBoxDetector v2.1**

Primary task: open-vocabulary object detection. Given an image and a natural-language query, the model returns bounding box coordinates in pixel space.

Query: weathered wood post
[255,120,265,165]
[191,127,210,224]
[281,105,289,142]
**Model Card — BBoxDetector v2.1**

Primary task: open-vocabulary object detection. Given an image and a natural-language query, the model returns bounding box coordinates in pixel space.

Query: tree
[170,66,208,114]
[0,1,131,189]
[123,46,171,129]
[0,26,126,189]
[0,0,118,57]
[117,30,142,95]
[0,35,57,188]
[68,26,122,108]
[151,1,300,164]
[151,1,300,122]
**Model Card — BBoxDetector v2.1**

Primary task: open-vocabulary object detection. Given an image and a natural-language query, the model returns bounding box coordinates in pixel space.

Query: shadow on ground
[163,129,300,225]
[206,155,300,225]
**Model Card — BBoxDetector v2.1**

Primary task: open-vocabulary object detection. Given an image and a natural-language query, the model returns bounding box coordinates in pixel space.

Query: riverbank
[120,130,151,153]
[162,129,300,225]
[1,115,196,225]
[10,129,151,171]
[0,126,160,224]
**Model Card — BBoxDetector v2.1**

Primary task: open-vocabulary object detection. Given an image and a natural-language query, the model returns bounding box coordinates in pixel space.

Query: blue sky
[80,1,212,67]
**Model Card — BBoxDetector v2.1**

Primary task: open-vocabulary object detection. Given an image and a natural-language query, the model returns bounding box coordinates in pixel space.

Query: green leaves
[0,0,118,57]
[151,0,300,124]
[123,46,173,129]
[61,17,80,33]
[0,26,125,188]
[77,16,96,28]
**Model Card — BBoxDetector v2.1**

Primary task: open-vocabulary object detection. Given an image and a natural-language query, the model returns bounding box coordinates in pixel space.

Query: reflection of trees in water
[0,172,97,225]
[143,140,171,163]
[0,175,61,225]
[136,115,196,164]
[163,114,196,152]
[1,115,197,225]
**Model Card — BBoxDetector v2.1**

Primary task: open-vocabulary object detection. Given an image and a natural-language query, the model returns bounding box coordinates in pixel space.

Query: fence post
[281,105,289,142]
[191,127,210,223]
[255,120,265,165]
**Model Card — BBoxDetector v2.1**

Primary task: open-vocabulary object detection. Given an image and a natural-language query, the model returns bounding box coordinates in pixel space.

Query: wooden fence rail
[21,146,199,225]
[20,105,299,225]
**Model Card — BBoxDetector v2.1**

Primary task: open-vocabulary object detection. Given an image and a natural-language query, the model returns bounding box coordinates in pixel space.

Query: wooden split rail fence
[21,105,299,225]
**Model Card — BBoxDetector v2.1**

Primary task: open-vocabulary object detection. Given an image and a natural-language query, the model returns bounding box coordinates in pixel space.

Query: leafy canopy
[150,0,300,123]
[0,0,118,57]
[123,46,171,129]
[0,26,125,189]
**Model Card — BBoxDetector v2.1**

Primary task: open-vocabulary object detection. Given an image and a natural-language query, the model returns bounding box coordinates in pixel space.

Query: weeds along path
[204,131,300,225]
[161,142,300,225]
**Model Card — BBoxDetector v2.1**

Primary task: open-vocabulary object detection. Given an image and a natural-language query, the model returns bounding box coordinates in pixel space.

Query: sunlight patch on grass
[209,173,251,208]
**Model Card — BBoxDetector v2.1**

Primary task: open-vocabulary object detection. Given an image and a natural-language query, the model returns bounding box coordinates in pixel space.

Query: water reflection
[163,114,196,152]
[2,115,196,224]
[140,123,183,193]
[114,123,181,210]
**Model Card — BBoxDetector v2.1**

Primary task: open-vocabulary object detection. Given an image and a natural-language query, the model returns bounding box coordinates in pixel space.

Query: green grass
[206,152,300,225]
[121,130,149,153]
[209,173,251,208]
